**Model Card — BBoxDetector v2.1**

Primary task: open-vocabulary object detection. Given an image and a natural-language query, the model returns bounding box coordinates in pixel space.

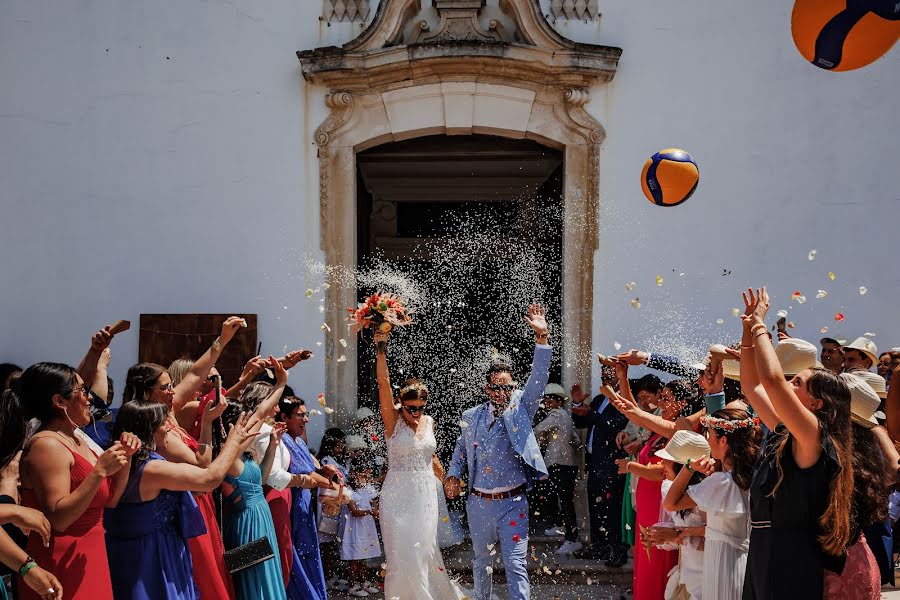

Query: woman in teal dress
[222,358,292,600]
[223,452,286,600]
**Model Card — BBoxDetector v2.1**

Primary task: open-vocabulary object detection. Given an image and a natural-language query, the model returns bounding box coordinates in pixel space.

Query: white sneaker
[544,525,565,537]
[363,581,380,593]
[333,578,349,591]
[555,540,584,555]
[348,585,370,597]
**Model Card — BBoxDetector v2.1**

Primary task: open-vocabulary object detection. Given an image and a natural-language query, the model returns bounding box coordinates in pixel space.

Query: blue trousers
[466,494,530,600]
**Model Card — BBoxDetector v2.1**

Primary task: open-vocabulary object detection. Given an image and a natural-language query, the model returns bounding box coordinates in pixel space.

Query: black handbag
[223,536,275,574]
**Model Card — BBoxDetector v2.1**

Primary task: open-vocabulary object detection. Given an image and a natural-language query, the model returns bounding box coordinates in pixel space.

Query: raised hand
[741,287,769,328]
[269,355,288,387]
[91,328,114,353]
[93,443,129,478]
[524,303,549,341]
[699,360,724,395]
[118,432,142,459]
[570,384,590,405]
[615,349,648,366]
[239,355,267,381]
[225,412,262,450]
[202,394,228,424]
[607,388,641,418]
[270,422,287,446]
[317,463,343,483]
[614,458,631,475]
[219,316,246,345]
[613,360,629,383]
[281,350,313,369]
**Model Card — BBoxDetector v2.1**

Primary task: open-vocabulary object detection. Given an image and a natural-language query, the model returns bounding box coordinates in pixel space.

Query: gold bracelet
[753,330,772,341]
[750,324,767,335]
[740,344,755,349]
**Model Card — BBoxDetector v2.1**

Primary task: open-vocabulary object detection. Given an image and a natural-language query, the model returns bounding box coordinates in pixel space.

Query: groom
[445,303,551,600]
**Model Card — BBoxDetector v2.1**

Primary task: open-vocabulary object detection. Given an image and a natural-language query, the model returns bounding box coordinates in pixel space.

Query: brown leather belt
[470,485,526,500]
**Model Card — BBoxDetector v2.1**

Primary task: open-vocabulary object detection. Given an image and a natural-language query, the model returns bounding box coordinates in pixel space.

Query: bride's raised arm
[375,330,399,438]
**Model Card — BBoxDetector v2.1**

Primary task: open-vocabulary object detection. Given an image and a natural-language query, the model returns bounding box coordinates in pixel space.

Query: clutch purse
[223,536,275,574]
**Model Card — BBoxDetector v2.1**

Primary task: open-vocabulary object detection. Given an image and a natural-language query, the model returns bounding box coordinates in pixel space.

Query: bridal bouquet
[348,292,414,352]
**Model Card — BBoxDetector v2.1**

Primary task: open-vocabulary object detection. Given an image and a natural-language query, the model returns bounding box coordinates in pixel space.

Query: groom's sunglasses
[486,383,516,393]
[403,405,426,415]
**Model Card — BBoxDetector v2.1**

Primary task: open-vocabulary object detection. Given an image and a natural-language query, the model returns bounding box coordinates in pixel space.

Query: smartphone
[209,374,222,405]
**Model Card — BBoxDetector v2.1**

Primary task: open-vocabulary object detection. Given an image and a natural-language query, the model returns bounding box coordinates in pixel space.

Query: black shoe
[605,552,627,568]
[574,545,609,561]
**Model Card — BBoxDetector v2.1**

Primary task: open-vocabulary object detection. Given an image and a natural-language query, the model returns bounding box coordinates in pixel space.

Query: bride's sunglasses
[403,405,426,415]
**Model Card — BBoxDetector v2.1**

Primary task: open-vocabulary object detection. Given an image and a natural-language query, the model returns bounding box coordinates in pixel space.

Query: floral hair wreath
[699,415,761,432]
[399,382,428,398]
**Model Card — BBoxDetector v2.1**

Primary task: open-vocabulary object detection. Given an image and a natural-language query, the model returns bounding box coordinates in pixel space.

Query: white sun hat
[843,337,879,368]
[841,372,882,428]
[775,338,822,377]
[847,369,887,399]
[654,430,710,464]
[543,383,568,399]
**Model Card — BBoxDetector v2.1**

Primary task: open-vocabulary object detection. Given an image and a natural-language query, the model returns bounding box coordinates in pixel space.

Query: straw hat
[775,338,822,376]
[344,434,368,451]
[842,372,882,428]
[654,430,710,464]
[543,383,568,399]
[848,369,887,399]
[843,337,879,367]
[354,407,375,422]
[722,359,741,381]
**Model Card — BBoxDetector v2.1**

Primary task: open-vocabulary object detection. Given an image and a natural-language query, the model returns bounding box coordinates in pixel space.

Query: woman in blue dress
[105,399,259,600]
[277,396,331,600]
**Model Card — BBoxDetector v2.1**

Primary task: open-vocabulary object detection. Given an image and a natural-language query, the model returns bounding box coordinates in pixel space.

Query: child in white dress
[340,458,382,598]
[664,407,762,600]
[654,430,710,599]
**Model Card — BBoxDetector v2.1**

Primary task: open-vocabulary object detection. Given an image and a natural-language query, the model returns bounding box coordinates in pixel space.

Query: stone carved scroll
[315,92,355,245]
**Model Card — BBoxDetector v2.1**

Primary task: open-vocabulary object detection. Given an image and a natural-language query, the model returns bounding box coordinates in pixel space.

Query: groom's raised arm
[520,303,552,419]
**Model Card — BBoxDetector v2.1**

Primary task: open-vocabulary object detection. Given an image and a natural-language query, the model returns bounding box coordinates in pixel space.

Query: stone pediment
[297,0,621,91]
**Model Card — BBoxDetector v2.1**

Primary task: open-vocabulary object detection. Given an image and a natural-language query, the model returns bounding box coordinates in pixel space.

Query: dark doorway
[354,135,563,447]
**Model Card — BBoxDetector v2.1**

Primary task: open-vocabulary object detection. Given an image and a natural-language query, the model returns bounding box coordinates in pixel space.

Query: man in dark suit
[570,365,629,566]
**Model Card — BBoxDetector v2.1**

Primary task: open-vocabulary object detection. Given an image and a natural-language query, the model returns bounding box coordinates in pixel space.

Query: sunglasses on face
[487,383,516,393]
[69,384,90,396]
[403,405,426,415]
[154,383,175,392]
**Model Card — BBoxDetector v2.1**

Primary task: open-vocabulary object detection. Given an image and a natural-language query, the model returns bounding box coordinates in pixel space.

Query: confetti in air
[828,271,836,281]
[305,289,314,298]
[655,275,664,286]
[808,250,817,261]
[337,355,347,363]
[816,290,828,299]
[625,281,636,292]
[716,319,724,325]
[631,298,641,309]
[777,310,788,319]
[317,394,327,406]
[731,308,740,317]
[834,313,845,322]
[859,286,868,295]
[865,332,876,337]
[613,341,622,351]
[821,327,829,333]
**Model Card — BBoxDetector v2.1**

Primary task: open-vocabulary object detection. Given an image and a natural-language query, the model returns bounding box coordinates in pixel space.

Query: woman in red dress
[616,379,693,600]
[17,359,140,600]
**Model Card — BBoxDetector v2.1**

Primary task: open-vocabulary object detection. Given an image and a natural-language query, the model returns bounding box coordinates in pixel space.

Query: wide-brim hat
[654,430,710,464]
[775,338,822,377]
[722,359,741,381]
[842,372,882,428]
[843,337,879,368]
[847,369,887,399]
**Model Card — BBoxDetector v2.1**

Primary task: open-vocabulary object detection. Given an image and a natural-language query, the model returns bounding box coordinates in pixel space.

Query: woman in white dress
[374,330,463,600]
[664,407,763,600]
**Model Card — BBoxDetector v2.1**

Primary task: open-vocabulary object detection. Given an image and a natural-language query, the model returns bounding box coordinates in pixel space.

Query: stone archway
[298,0,621,422]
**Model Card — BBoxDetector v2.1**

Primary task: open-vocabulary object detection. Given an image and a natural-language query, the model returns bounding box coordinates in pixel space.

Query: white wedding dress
[381,416,464,600]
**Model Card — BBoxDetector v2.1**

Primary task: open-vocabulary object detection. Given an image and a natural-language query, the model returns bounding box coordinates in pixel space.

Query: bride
[374,330,464,600]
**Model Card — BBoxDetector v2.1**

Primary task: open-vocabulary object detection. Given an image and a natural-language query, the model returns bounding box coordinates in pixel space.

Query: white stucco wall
[1,0,898,435]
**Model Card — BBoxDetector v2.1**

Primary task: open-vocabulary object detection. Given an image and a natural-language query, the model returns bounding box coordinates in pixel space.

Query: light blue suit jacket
[449,344,552,490]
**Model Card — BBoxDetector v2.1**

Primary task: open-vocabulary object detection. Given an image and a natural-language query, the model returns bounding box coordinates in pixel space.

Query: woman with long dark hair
[0,389,61,600]
[104,399,260,599]
[739,288,855,599]
[16,362,141,600]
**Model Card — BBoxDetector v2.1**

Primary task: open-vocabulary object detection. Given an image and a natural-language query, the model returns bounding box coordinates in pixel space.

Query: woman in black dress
[738,288,854,600]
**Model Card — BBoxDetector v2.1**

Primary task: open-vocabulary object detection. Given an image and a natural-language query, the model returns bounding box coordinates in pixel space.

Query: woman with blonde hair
[738,288,854,599]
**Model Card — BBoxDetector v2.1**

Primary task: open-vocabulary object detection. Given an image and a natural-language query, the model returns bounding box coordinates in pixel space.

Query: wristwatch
[211,337,222,352]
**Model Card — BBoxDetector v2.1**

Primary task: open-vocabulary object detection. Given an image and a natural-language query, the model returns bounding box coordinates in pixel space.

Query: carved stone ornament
[322,0,370,23]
